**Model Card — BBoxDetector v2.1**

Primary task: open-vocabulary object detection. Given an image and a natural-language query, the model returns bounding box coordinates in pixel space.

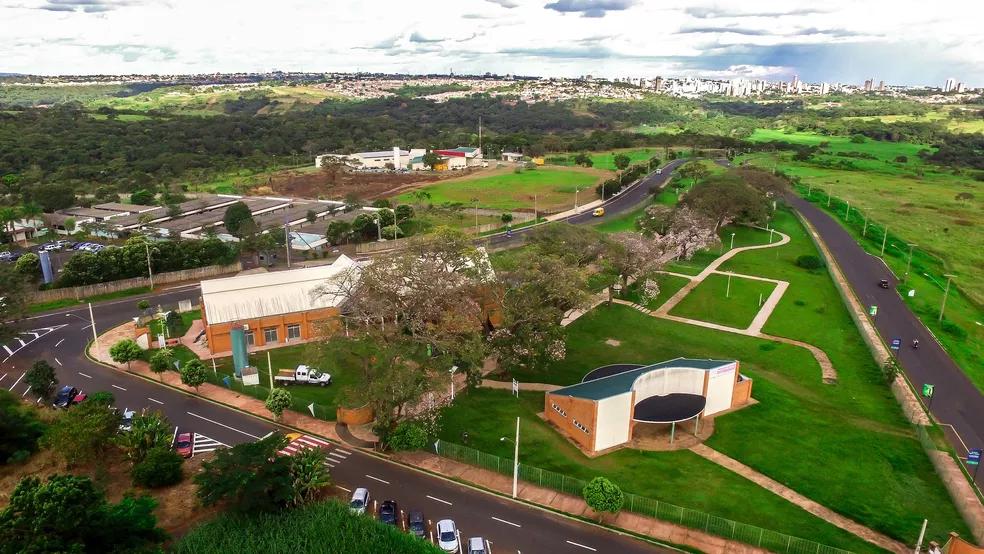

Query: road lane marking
[9,372,25,390]
[0,374,7,382]
[148,397,164,404]
[21,386,31,397]
[337,486,351,493]
[426,495,452,506]
[565,541,596,551]
[111,384,127,391]
[55,358,62,366]
[186,411,262,439]
[335,447,352,455]
[16,339,26,348]
[78,372,92,379]
[2,345,12,356]
[327,451,348,460]
[491,516,521,528]
[365,474,390,485]
[55,339,65,347]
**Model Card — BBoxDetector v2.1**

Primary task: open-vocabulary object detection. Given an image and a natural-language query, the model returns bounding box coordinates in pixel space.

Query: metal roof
[549,358,735,400]
[201,255,362,325]
[93,202,160,213]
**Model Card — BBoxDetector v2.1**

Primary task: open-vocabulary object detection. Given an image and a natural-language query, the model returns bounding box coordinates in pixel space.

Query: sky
[1,0,983,87]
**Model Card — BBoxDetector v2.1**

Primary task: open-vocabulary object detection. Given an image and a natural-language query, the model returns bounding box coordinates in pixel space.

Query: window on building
[286,324,301,341]
[263,327,278,344]
[572,419,590,434]
[551,403,567,417]
[244,330,255,346]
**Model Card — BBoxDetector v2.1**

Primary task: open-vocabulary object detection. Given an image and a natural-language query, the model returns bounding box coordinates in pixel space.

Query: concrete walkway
[480,379,561,392]
[690,444,908,554]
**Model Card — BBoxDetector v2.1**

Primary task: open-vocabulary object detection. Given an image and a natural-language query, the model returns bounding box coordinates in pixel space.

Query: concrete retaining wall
[31,262,242,303]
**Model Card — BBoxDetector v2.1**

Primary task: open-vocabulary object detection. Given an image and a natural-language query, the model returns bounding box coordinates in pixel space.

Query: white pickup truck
[274,365,332,386]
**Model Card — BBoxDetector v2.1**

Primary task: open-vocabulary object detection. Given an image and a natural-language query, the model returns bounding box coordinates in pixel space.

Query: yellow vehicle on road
[592,207,605,217]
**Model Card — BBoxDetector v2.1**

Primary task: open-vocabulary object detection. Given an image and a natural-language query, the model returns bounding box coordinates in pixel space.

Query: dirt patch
[605,338,622,347]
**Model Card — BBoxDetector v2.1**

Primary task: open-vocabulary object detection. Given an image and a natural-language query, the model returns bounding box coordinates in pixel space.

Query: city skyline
[1,0,983,87]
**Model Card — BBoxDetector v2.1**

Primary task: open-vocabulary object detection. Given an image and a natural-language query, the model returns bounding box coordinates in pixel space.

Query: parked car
[119,408,136,432]
[175,432,193,458]
[407,510,426,539]
[52,386,79,408]
[878,279,890,289]
[349,488,370,514]
[468,537,488,554]
[274,364,332,386]
[378,500,399,526]
[70,392,87,406]
[592,207,605,217]
[436,519,459,553]
[0,251,19,263]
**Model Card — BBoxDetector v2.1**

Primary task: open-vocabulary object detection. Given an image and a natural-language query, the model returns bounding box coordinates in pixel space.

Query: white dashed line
[327,451,348,460]
[0,373,7,383]
[186,411,262,439]
[491,516,521,528]
[337,486,351,493]
[78,372,92,379]
[55,358,62,366]
[112,384,127,391]
[55,339,65,347]
[148,397,164,404]
[334,448,352,455]
[9,372,25,390]
[426,495,452,506]
[21,386,31,397]
[3,345,13,356]
[365,474,390,485]
[565,541,596,551]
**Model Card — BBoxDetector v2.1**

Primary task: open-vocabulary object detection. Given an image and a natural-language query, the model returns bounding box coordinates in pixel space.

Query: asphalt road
[2,290,675,551]
[787,194,984,486]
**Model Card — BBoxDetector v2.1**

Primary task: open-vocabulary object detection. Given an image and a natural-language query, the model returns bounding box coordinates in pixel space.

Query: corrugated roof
[201,255,361,325]
[550,358,735,400]
[93,202,160,213]
[355,150,409,159]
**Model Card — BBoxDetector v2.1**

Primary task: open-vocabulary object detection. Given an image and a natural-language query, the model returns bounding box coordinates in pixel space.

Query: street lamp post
[449,365,458,402]
[144,242,154,290]
[903,243,917,284]
[880,226,889,256]
[862,210,870,237]
[500,416,520,499]
[844,200,850,221]
[574,187,581,213]
[729,232,736,251]
[939,274,955,323]
[726,273,733,299]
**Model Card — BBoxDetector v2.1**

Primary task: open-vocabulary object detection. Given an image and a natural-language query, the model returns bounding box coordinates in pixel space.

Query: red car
[175,432,193,458]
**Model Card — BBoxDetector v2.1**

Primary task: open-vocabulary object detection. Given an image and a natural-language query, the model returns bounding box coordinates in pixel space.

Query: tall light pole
[87,302,98,348]
[844,200,850,222]
[726,272,733,299]
[449,365,458,402]
[574,187,581,213]
[903,243,917,284]
[144,242,154,290]
[939,274,955,322]
[500,416,520,499]
[729,232,736,251]
[880,226,889,256]
[862,209,870,237]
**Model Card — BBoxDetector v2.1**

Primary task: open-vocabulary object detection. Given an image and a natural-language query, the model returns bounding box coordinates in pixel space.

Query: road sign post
[869,305,878,317]
[968,448,981,481]
[922,383,935,411]
[890,338,901,352]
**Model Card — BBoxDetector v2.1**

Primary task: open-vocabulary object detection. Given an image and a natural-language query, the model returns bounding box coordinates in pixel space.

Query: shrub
[132,447,184,488]
[387,421,428,451]
[265,388,292,420]
[582,476,624,515]
[895,155,908,163]
[795,255,824,270]
[850,134,866,143]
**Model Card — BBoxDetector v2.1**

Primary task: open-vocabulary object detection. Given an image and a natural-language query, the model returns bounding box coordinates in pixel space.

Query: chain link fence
[434,440,853,554]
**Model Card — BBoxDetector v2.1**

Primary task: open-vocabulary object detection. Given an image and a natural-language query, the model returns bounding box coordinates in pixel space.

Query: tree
[0,206,19,239]
[23,183,76,212]
[137,299,150,312]
[287,447,331,507]
[165,309,183,337]
[574,152,593,167]
[109,338,142,371]
[795,255,825,270]
[43,395,121,466]
[394,204,414,223]
[422,152,443,170]
[180,359,208,392]
[500,213,513,224]
[222,201,256,239]
[0,264,29,342]
[0,389,47,464]
[195,434,294,513]
[526,223,607,267]
[116,411,173,464]
[0,474,166,553]
[612,153,631,172]
[582,476,624,516]
[679,174,768,231]
[371,199,392,209]
[378,208,396,227]
[149,348,174,381]
[325,220,353,245]
[677,161,710,188]
[129,189,155,205]
[387,421,428,451]
[265,388,292,420]
[305,209,317,223]
[131,447,184,488]
[350,213,377,240]
[24,360,57,400]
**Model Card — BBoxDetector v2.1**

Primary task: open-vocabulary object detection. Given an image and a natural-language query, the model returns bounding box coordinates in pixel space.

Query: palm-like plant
[19,203,42,226]
[288,447,332,506]
[0,206,20,238]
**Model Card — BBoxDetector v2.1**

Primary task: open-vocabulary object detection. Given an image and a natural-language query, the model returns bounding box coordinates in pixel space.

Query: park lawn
[747,129,933,165]
[439,388,882,554]
[546,148,663,171]
[622,273,692,311]
[394,167,606,211]
[661,224,772,276]
[28,286,152,314]
[669,273,775,329]
[505,305,968,545]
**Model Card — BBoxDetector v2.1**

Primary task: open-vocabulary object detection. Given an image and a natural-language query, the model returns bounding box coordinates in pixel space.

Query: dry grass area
[0,446,218,538]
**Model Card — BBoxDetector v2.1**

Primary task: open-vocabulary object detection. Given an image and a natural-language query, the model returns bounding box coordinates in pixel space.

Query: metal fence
[434,440,854,554]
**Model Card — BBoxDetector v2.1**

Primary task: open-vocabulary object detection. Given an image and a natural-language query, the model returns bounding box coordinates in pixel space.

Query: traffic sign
[922,384,934,398]
[890,338,902,351]
[968,449,981,466]
[869,305,878,317]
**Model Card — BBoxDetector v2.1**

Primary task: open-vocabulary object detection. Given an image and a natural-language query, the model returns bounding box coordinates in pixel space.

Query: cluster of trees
[325,203,416,245]
[0,263,30,341]
[56,235,238,287]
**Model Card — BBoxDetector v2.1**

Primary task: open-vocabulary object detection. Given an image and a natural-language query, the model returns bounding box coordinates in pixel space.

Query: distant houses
[317,146,485,172]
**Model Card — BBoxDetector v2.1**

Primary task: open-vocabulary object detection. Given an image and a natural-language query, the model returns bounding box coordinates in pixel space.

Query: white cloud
[0,0,981,86]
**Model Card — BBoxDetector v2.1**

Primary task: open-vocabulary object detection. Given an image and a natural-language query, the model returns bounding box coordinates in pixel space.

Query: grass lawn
[669,273,775,329]
[661,224,772,276]
[28,286,152,314]
[439,388,881,554]
[622,273,692,311]
[393,167,607,211]
[747,129,933,166]
[546,148,663,171]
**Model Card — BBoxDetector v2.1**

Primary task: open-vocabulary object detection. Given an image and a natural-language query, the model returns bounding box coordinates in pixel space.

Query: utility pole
[144,242,154,290]
[914,519,927,554]
[284,222,291,268]
[533,195,537,221]
[88,302,98,349]
[726,273,732,299]
[844,200,850,221]
[880,226,889,256]
[903,243,917,284]
[512,416,519,499]
[939,274,955,322]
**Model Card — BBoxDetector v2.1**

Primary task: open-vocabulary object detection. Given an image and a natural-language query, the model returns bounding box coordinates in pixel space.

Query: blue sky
[1,0,981,87]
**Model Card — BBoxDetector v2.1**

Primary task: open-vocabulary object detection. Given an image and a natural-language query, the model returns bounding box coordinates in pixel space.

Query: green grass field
[747,129,933,166]
[394,167,606,211]
[28,286,152,314]
[622,273,692,310]
[439,388,882,554]
[86,84,338,115]
[669,273,774,329]
[546,148,663,171]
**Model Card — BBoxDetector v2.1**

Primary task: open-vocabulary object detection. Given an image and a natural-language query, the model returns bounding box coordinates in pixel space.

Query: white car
[468,537,488,554]
[436,519,459,553]
[119,408,136,432]
[349,488,370,515]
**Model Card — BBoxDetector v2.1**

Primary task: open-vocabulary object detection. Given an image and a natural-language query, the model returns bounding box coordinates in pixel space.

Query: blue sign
[890,338,902,351]
[969,449,982,467]
[222,376,232,388]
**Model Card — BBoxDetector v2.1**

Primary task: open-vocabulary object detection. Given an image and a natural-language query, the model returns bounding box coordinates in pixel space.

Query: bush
[895,155,908,163]
[850,134,866,144]
[132,447,184,488]
[582,476,623,515]
[387,421,428,451]
[795,255,824,270]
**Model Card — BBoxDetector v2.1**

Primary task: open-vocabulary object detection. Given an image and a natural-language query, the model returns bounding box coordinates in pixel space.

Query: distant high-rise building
[956,82,965,93]
[820,82,831,95]
[878,80,885,91]
[863,79,874,91]
[653,76,664,91]
[943,78,956,92]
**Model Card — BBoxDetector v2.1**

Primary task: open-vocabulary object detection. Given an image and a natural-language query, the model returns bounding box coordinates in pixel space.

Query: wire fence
[434,440,854,554]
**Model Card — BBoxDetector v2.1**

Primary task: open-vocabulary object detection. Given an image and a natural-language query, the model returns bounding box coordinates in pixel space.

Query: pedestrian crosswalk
[192,433,227,456]
[278,434,351,469]
[2,324,68,361]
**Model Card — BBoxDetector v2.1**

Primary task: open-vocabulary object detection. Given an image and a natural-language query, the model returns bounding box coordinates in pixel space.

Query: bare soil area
[255,165,497,201]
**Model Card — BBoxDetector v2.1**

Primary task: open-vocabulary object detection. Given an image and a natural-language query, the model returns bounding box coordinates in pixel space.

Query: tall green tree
[24,360,57,400]
[422,151,442,170]
[149,348,174,381]
[180,359,208,392]
[288,447,331,507]
[0,389,47,464]
[265,388,291,420]
[14,252,40,281]
[109,339,142,371]
[195,434,293,513]
[43,397,122,466]
[115,411,173,464]
[582,476,624,517]
[223,201,256,239]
